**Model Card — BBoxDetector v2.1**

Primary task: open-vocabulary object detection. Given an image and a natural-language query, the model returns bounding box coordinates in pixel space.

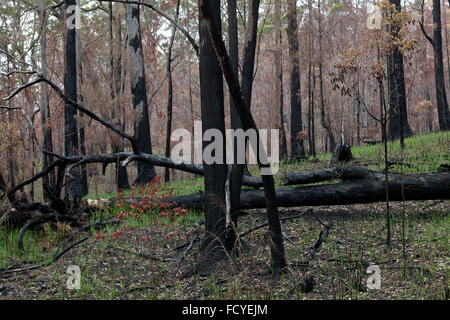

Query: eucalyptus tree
[64,0,83,201]
[287,0,306,159]
[38,0,55,201]
[197,0,228,256]
[125,2,156,184]
[387,0,412,142]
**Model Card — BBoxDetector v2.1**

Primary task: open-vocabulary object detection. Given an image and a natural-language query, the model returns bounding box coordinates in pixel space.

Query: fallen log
[239,171,450,209]
[86,170,450,211]
[364,140,382,145]
[6,152,262,201]
[121,153,261,188]
[283,166,370,186]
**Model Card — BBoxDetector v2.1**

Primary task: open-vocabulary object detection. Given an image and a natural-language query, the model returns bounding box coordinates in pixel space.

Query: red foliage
[115,176,188,224]
[90,177,190,244]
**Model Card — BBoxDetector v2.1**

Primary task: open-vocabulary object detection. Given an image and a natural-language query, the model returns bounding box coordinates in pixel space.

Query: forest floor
[0,132,449,300]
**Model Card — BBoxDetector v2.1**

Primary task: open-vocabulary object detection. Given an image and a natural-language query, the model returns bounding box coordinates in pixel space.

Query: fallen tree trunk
[238,172,450,209]
[6,152,262,201]
[121,153,261,188]
[283,166,370,186]
[86,171,450,211]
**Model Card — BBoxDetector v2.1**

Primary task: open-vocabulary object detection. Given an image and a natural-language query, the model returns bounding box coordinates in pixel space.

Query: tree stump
[330,143,353,167]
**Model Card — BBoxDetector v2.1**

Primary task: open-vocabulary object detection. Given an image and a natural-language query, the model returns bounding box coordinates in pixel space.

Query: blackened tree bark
[241,0,259,110]
[226,0,241,251]
[90,171,450,212]
[64,0,83,201]
[110,3,130,190]
[307,62,316,156]
[166,171,450,211]
[432,0,450,130]
[318,0,336,152]
[126,3,156,184]
[76,0,88,197]
[356,86,362,145]
[274,0,288,159]
[165,0,181,182]
[226,0,261,251]
[39,0,55,201]
[199,0,286,272]
[287,0,305,159]
[5,59,15,192]
[387,0,412,141]
[443,0,450,93]
[307,1,316,157]
[228,0,239,142]
[279,50,288,159]
[114,4,130,190]
[198,0,228,254]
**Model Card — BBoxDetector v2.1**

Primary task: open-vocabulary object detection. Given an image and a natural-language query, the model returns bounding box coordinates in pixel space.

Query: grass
[162,130,449,193]
[0,131,449,300]
[1,202,448,299]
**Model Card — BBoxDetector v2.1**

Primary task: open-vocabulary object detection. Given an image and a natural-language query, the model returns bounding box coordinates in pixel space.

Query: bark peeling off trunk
[64,0,82,200]
[125,3,156,184]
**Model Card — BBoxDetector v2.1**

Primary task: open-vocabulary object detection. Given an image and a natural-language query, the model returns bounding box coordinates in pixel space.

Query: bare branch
[98,0,199,55]
[419,0,434,45]
[2,76,140,153]
[0,70,37,77]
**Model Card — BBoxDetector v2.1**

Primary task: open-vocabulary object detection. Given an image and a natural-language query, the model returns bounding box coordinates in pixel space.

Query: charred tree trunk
[64,0,82,201]
[387,0,412,141]
[226,0,241,251]
[241,0,260,180]
[287,0,305,159]
[432,0,450,130]
[317,0,336,152]
[240,171,450,209]
[225,0,261,252]
[39,0,55,201]
[279,51,288,159]
[105,170,450,212]
[92,170,450,213]
[330,143,353,166]
[199,0,286,272]
[126,3,156,184]
[307,0,316,157]
[0,171,6,202]
[5,59,15,195]
[76,0,88,197]
[274,0,287,159]
[198,0,228,255]
[113,4,130,190]
[442,0,450,94]
[356,96,361,146]
[165,0,181,182]
[109,3,130,190]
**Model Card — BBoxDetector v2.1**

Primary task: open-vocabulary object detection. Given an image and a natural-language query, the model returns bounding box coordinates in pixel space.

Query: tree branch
[98,0,199,55]
[2,76,140,153]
